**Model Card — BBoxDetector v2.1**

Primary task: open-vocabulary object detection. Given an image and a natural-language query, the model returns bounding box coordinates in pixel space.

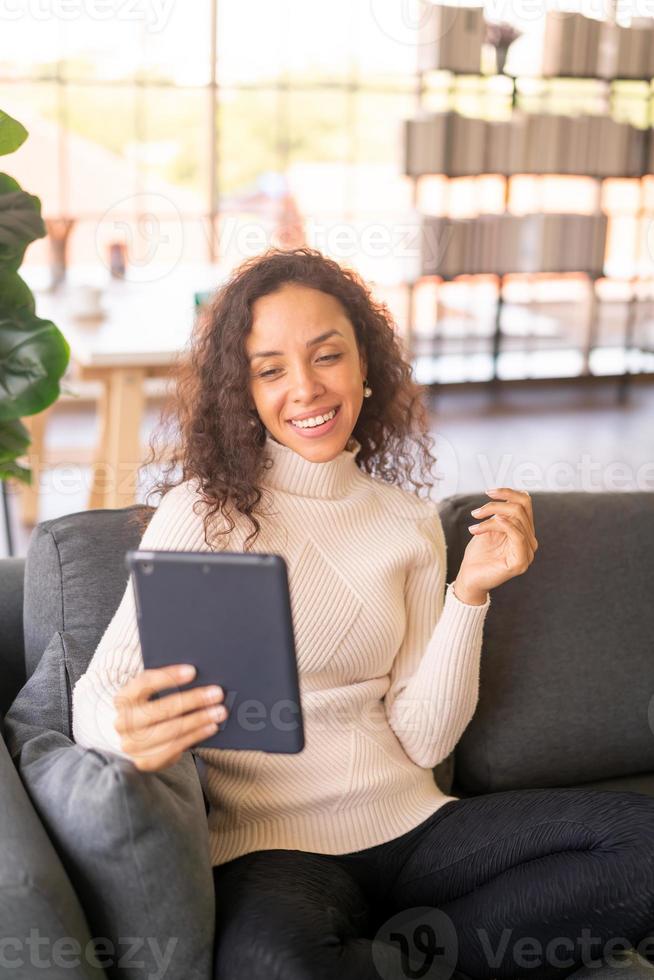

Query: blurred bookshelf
[401,5,654,400]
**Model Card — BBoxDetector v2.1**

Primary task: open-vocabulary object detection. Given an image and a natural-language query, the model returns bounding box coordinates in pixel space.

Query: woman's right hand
[113,664,228,771]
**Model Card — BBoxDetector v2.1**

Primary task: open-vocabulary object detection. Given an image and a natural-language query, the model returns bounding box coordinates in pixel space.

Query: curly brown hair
[128,247,438,551]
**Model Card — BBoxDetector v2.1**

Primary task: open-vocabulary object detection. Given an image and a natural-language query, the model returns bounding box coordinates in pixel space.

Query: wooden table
[18,266,225,523]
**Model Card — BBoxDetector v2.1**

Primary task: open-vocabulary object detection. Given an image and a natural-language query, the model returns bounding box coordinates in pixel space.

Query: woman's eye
[258,353,341,379]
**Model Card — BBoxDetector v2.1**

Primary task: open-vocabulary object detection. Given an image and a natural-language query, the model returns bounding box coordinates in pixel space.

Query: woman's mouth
[287,405,340,438]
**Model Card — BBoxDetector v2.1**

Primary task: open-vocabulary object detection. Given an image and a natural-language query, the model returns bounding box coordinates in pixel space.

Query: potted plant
[0,109,70,550]
[484,21,522,75]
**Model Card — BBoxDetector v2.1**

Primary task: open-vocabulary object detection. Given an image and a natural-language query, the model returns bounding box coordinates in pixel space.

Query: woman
[72,248,654,980]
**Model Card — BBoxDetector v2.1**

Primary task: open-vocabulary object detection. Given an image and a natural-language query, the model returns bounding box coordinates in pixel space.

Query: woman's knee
[212,850,375,980]
[575,790,654,877]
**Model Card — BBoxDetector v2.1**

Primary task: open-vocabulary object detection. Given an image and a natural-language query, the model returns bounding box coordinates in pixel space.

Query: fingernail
[468,524,478,531]
[470,507,482,515]
[485,488,498,494]
[179,665,196,679]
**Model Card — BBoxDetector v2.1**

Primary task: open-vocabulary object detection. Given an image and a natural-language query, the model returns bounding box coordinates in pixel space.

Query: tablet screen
[126,549,304,754]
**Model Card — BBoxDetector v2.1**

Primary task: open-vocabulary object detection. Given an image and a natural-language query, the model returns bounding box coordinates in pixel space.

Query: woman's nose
[289,367,324,399]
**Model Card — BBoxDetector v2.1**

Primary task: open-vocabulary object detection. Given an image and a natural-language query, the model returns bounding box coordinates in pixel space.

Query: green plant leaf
[0,173,20,193]
[0,107,67,486]
[0,111,28,156]
[0,174,47,272]
[0,457,31,484]
[0,417,30,464]
[0,270,35,314]
[0,306,70,421]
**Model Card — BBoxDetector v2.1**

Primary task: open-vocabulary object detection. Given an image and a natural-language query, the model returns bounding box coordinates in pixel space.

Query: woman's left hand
[456,488,538,599]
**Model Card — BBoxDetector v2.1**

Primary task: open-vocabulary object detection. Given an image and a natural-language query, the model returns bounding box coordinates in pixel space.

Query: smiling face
[245,282,368,462]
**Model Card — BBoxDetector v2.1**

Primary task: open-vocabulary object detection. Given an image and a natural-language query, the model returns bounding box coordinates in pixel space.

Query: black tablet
[125,549,304,754]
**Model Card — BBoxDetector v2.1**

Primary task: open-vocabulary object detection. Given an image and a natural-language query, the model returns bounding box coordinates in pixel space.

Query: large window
[1,0,421,303]
[3,1,653,381]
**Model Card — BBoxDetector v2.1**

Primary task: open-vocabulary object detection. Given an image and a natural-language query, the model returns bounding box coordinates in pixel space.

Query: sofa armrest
[0,557,26,718]
[0,732,104,977]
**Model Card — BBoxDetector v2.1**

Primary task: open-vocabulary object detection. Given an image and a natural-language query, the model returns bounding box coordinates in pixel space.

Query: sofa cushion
[0,733,105,979]
[568,772,654,797]
[438,492,654,794]
[22,505,153,681]
[4,629,215,980]
[569,948,654,980]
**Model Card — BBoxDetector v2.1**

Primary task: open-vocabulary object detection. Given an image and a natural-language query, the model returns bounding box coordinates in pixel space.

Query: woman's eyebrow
[249,330,344,363]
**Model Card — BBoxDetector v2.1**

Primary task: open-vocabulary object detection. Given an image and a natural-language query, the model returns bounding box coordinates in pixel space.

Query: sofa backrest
[438,491,654,795]
[23,504,154,681]
[20,491,654,796]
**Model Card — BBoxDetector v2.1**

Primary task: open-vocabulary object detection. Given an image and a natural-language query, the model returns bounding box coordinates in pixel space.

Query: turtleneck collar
[262,431,363,499]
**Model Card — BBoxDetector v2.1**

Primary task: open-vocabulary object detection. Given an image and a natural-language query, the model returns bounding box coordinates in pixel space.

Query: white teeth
[291,408,337,429]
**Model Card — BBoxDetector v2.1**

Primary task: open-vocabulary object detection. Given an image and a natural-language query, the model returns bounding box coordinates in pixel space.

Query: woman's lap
[386,786,654,904]
[381,787,654,979]
[211,788,654,980]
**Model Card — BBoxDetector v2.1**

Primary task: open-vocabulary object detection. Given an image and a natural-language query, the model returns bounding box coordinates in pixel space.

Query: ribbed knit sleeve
[384,508,490,769]
[71,481,209,758]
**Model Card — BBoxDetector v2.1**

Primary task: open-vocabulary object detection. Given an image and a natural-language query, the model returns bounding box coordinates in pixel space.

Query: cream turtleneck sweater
[72,433,491,867]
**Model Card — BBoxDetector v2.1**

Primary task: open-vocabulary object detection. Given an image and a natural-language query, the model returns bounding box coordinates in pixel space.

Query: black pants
[211,787,654,980]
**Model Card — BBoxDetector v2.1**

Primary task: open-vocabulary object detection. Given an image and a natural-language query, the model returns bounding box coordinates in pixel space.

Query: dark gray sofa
[2,492,654,980]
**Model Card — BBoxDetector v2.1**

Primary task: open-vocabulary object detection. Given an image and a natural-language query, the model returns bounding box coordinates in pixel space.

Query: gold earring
[363,379,372,398]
